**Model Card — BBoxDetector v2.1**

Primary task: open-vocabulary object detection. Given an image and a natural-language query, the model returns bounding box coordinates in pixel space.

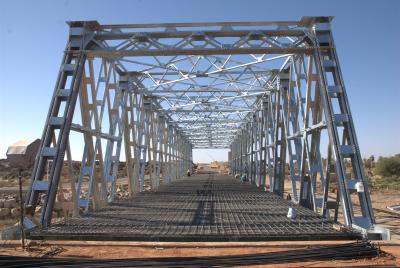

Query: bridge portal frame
[24,17,388,239]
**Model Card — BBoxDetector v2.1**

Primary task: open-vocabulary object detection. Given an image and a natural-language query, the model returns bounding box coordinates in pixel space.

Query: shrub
[374,156,400,178]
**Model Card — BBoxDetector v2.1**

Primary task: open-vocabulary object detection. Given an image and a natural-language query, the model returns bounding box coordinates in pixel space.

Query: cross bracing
[24,17,388,239]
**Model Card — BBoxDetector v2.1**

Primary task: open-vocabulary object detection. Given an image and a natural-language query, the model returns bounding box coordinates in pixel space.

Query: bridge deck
[29,174,360,241]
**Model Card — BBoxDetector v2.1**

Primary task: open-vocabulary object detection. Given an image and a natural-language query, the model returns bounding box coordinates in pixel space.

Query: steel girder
[24,17,388,239]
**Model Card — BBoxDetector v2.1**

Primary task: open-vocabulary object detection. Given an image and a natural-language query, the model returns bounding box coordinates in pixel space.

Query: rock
[40,195,47,203]
[4,200,17,209]
[27,240,38,247]
[11,208,21,217]
[0,208,11,217]
[0,200,4,208]
[0,225,21,240]
[35,206,42,214]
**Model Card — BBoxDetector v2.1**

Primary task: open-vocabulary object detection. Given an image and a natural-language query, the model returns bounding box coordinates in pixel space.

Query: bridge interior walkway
[29,174,360,241]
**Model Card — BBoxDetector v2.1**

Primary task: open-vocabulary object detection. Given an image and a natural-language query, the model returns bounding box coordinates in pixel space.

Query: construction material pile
[0,241,383,267]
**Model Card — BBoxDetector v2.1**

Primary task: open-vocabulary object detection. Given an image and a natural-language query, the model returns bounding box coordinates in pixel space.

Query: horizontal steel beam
[141,70,275,76]
[183,131,238,135]
[165,109,252,113]
[87,47,314,57]
[93,29,309,40]
[96,18,317,29]
[150,89,268,94]
[176,119,246,124]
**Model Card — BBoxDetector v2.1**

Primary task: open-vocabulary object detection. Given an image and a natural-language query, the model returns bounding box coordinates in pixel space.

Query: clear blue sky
[0,0,399,163]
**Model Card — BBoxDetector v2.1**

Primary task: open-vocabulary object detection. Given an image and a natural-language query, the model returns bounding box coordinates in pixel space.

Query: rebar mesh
[29,175,361,241]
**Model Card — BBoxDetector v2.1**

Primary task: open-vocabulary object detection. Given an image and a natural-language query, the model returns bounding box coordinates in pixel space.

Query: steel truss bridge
[24,16,388,239]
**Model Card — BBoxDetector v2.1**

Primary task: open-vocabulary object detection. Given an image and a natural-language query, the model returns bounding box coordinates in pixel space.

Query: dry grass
[0,179,30,188]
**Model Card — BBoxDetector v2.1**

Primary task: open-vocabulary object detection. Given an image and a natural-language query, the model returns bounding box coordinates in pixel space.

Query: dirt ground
[0,240,399,267]
[1,165,399,266]
[280,180,400,242]
[370,191,400,241]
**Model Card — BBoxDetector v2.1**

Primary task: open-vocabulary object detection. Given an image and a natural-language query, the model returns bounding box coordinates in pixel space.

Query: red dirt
[1,240,399,267]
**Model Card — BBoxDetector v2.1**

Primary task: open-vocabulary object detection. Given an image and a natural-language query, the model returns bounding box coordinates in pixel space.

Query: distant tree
[322,157,327,168]
[364,155,375,170]
[374,156,400,178]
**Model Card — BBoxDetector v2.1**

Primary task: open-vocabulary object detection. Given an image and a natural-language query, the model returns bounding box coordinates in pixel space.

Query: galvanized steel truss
[24,17,386,237]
